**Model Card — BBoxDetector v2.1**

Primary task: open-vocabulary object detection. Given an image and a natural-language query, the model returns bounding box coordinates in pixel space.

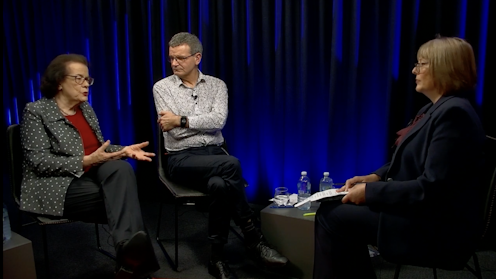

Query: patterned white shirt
[153,70,228,152]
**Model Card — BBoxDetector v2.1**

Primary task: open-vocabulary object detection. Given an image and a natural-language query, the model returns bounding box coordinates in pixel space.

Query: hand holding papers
[294,189,348,208]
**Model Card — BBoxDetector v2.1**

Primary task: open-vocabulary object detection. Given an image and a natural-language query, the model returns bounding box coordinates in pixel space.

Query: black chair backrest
[481,135,496,245]
[7,124,22,206]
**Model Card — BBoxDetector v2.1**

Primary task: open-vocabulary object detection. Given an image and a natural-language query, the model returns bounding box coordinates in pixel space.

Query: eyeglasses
[414,62,429,71]
[66,75,94,85]
[167,53,196,63]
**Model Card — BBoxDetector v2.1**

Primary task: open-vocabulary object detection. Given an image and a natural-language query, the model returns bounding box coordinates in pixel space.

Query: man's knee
[208,176,228,196]
[223,156,241,172]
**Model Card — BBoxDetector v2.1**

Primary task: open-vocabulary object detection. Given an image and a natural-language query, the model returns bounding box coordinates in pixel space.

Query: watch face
[181,116,186,127]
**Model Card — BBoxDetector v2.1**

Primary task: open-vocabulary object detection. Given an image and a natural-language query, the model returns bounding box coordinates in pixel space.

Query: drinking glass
[274,187,290,207]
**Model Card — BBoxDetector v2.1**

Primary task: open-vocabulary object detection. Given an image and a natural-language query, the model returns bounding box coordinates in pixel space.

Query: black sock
[211,243,224,263]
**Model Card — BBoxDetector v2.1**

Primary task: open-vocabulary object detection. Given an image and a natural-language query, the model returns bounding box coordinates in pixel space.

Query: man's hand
[158,111,180,131]
[83,140,126,167]
[123,141,155,162]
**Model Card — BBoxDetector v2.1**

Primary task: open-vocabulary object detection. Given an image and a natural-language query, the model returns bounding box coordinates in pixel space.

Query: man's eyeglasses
[66,75,94,85]
[167,53,196,63]
[414,62,429,71]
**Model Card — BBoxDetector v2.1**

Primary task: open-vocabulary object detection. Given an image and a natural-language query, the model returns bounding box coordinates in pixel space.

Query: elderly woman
[313,37,486,278]
[20,54,159,278]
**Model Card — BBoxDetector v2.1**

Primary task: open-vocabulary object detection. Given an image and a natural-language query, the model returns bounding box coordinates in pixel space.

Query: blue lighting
[113,20,121,111]
[476,0,488,106]
[458,0,467,38]
[414,0,419,32]
[160,0,166,77]
[246,0,250,65]
[392,0,402,79]
[14,97,19,124]
[333,0,343,61]
[85,38,92,105]
[355,0,361,66]
[188,0,191,32]
[29,79,34,102]
[125,14,131,105]
[274,0,282,50]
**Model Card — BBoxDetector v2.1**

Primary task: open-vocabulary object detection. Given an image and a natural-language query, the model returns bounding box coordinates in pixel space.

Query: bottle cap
[301,171,307,176]
[323,172,329,176]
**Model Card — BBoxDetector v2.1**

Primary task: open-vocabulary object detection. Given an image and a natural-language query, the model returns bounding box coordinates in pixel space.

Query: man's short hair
[169,32,203,55]
[417,36,477,95]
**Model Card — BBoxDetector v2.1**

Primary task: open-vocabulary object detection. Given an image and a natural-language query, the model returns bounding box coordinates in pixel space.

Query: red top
[65,107,101,171]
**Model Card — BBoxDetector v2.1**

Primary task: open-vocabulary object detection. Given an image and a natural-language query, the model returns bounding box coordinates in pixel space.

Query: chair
[6,124,114,279]
[393,135,496,279]
[155,124,244,271]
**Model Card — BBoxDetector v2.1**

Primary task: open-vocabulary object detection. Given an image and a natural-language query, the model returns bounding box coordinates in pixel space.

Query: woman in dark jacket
[20,54,159,278]
[313,37,486,278]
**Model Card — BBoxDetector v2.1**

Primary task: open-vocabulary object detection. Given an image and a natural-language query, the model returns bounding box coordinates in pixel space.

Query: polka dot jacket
[19,97,123,216]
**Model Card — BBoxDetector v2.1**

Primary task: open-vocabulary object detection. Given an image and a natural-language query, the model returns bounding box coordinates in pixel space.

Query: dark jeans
[314,202,380,279]
[63,160,145,249]
[167,145,254,244]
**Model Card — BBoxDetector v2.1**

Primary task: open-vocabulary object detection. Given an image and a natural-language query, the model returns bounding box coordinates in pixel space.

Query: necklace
[59,107,76,116]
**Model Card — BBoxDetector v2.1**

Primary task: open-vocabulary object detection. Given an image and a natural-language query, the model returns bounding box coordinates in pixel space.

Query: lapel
[387,95,455,176]
[42,98,69,123]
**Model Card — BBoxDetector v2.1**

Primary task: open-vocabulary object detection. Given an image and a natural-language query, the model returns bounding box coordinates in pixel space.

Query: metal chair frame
[155,125,244,271]
[393,135,496,279]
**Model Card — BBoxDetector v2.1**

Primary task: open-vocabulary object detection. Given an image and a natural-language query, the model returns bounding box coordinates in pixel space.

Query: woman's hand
[339,174,380,205]
[83,140,126,167]
[341,183,366,204]
[122,141,155,162]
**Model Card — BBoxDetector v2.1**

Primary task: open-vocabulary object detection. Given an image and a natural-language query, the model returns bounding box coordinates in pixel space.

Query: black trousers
[313,202,380,279]
[62,160,145,249]
[167,145,254,244]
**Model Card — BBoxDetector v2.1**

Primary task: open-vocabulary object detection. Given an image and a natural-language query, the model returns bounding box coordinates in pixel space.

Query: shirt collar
[173,69,206,88]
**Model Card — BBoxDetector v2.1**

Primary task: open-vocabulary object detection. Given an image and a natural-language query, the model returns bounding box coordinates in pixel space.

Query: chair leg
[465,253,482,279]
[433,268,437,279]
[156,202,179,271]
[41,225,51,279]
[174,202,179,270]
[393,264,401,279]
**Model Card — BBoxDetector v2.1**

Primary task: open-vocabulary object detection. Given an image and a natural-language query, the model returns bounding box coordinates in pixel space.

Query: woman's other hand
[122,141,156,162]
[83,140,126,167]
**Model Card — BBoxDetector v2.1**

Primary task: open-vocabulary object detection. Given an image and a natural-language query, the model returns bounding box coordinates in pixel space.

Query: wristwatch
[180,116,187,128]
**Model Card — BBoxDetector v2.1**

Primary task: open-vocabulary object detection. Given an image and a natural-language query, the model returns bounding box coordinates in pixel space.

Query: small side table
[260,202,319,279]
[3,231,37,279]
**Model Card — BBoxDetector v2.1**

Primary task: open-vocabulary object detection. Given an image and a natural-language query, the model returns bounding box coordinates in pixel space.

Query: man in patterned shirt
[153,32,288,279]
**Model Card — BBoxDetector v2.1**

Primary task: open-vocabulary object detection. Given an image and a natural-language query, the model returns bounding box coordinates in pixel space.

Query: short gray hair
[169,32,203,55]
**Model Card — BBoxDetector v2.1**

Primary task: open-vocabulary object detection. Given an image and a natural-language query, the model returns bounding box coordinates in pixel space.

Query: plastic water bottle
[297,171,311,210]
[319,172,334,191]
[3,203,12,243]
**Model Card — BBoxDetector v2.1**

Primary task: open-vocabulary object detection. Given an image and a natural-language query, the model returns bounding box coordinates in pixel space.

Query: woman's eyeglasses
[66,75,94,85]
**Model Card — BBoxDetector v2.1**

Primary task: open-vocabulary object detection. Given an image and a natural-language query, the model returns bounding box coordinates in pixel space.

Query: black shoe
[208,260,238,279]
[246,239,288,267]
[115,231,160,279]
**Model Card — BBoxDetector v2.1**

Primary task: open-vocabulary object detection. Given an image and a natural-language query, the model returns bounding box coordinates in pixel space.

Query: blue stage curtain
[3,0,494,203]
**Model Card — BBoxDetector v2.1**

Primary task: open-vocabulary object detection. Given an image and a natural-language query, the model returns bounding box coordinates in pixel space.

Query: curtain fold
[3,0,494,203]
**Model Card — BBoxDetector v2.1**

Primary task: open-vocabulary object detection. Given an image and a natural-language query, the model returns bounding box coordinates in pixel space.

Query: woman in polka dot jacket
[20,54,159,278]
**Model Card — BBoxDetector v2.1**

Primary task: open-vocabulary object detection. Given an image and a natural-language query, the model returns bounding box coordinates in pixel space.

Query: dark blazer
[365,95,485,268]
[20,97,123,216]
